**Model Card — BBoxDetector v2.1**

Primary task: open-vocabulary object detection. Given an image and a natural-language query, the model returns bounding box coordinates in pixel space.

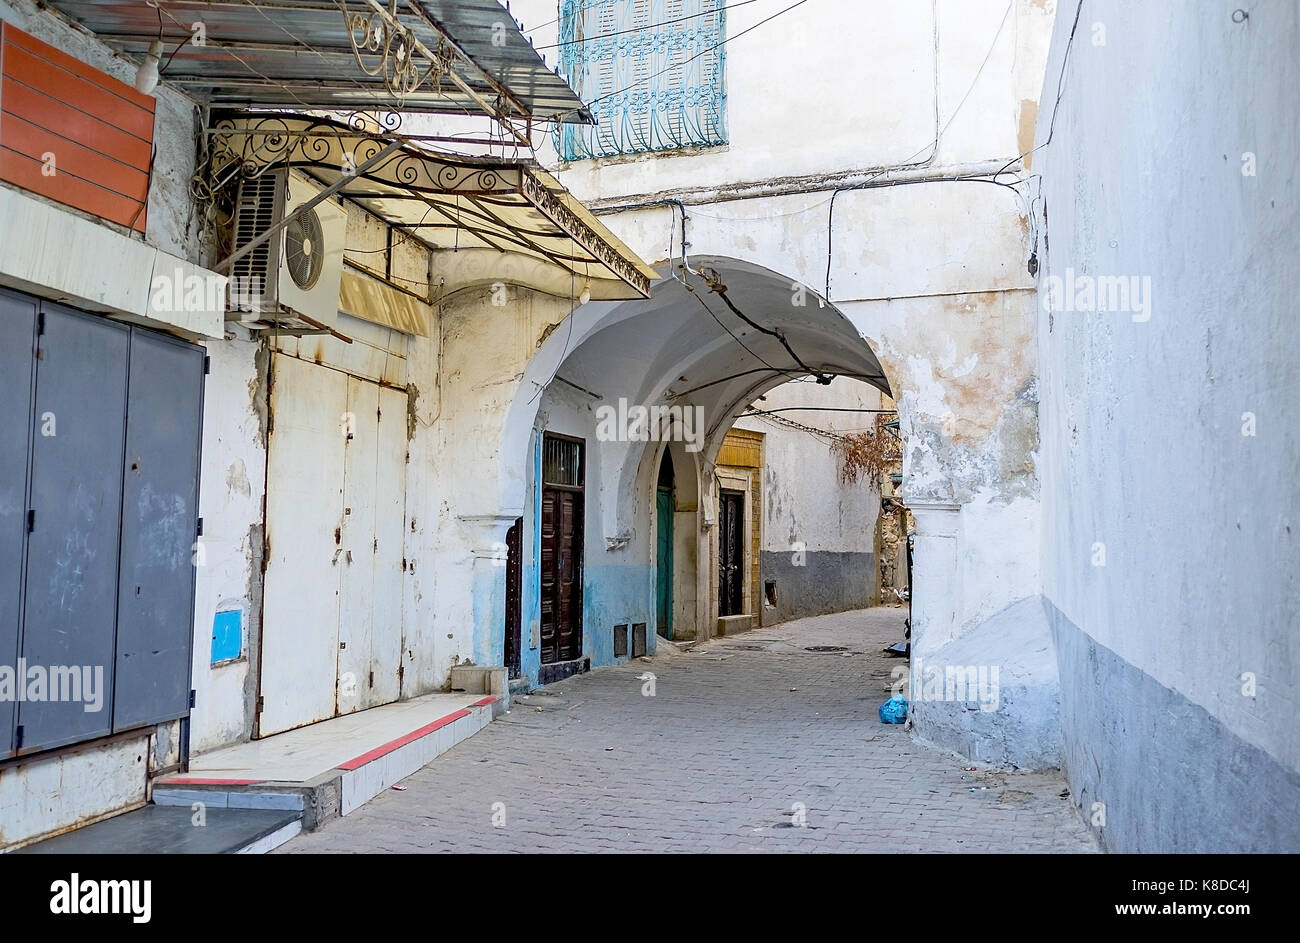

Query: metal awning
[210,112,657,298]
[45,1,592,128]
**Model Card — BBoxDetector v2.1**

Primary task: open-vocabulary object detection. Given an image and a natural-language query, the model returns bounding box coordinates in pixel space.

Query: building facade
[0,0,652,848]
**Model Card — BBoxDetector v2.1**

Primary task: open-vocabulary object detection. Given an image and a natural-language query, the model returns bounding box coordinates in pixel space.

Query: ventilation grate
[230,172,280,308]
[613,623,628,658]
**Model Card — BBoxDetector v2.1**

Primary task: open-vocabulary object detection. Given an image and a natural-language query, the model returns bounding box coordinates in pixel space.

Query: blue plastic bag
[879,694,909,724]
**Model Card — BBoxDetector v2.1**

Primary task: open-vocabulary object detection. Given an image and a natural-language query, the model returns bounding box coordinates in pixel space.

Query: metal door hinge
[189,689,196,708]
[14,725,23,749]
[196,517,204,537]
[26,509,34,533]
[204,355,211,375]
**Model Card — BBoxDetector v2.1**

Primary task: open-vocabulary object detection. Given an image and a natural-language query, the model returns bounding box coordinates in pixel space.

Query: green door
[656,487,674,639]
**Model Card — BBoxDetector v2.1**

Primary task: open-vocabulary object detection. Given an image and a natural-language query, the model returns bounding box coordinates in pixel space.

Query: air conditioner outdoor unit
[227,169,346,332]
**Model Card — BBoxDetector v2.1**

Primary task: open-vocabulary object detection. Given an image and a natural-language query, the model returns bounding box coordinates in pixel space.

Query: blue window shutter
[558,0,728,160]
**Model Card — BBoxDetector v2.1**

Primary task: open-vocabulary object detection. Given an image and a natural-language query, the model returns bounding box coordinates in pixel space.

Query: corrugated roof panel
[43,0,591,122]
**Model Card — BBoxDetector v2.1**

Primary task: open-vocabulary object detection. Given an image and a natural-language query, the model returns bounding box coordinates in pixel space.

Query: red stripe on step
[164,778,261,786]
[336,709,473,771]
[471,696,497,707]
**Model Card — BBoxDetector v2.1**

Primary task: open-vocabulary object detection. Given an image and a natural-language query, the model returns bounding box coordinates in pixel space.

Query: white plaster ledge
[0,186,223,339]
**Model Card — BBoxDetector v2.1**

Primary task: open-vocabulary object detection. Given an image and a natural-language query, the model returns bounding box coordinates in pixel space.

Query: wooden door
[540,488,583,664]
[719,489,744,616]
[504,516,522,678]
[656,487,674,638]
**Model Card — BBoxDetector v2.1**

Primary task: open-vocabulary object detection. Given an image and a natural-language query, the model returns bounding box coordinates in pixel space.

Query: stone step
[153,695,502,836]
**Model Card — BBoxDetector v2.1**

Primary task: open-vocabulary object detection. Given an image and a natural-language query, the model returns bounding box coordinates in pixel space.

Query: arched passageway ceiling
[551,258,890,440]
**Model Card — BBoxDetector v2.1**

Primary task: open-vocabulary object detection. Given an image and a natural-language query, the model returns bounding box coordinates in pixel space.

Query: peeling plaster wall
[188,335,266,753]
[1035,0,1300,850]
[422,285,575,688]
[733,378,882,623]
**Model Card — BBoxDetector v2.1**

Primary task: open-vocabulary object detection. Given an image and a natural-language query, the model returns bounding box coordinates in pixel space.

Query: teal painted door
[656,487,674,639]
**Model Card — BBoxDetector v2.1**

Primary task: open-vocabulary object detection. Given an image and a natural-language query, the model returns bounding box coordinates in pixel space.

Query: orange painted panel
[0,148,148,232]
[2,43,154,142]
[2,24,155,114]
[1,81,152,168]
[1,113,148,199]
[0,22,153,231]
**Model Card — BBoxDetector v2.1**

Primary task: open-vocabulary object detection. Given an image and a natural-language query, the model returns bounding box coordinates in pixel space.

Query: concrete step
[153,694,502,837]
[717,613,758,635]
[15,804,302,854]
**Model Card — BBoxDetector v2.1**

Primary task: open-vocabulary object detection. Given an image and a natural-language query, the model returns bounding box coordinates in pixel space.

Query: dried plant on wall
[831,415,901,485]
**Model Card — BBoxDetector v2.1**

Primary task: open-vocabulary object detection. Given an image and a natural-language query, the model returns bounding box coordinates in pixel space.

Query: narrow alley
[282,608,1095,854]
[0,0,1293,894]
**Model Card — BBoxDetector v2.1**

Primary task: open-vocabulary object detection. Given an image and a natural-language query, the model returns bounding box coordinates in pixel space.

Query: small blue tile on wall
[211,609,243,664]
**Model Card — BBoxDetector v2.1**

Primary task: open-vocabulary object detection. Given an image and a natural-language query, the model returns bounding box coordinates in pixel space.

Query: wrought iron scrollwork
[521,173,651,297]
[341,0,454,103]
[344,111,404,134]
[192,112,651,298]
[204,115,521,198]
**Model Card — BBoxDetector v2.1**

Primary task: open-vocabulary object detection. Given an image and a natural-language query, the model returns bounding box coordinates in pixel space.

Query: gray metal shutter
[17,304,129,752]
[112,328,204,731]
[0,290,37,755]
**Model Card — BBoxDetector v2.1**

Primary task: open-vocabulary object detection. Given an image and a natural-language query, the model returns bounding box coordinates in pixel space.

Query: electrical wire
[992,0,1085,182]
[535,0,760,50]
[677,271,799,379]
[743,407,898,415]
[529,238,588,405]
[823,0,1021,301]
[667,367,795,400]
[701,270,829,380]
[741,410,842,441]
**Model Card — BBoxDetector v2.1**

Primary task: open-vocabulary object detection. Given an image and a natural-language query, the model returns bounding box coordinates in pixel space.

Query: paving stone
[280,607,1098,854]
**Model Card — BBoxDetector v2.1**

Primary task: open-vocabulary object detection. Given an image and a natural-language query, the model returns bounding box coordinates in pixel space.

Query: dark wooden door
[655,487,674,639]
[504,517,522,678]
[719,489,744,616]
[540,488,583,664]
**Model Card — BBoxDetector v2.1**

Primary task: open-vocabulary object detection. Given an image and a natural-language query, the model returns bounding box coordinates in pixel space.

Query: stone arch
[500,256,894,659]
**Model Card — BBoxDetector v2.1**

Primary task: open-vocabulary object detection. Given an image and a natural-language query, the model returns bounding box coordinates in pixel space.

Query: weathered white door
[260,354,346,735]
[336,376,378,716]
[370,384,407,706]
[260,355,408,734]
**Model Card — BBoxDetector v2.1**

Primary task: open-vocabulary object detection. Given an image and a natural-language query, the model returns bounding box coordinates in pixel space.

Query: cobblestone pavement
[282,607,1098,853]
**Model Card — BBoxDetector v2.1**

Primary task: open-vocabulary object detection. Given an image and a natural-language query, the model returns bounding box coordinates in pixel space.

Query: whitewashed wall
[1035,0,1300,851]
